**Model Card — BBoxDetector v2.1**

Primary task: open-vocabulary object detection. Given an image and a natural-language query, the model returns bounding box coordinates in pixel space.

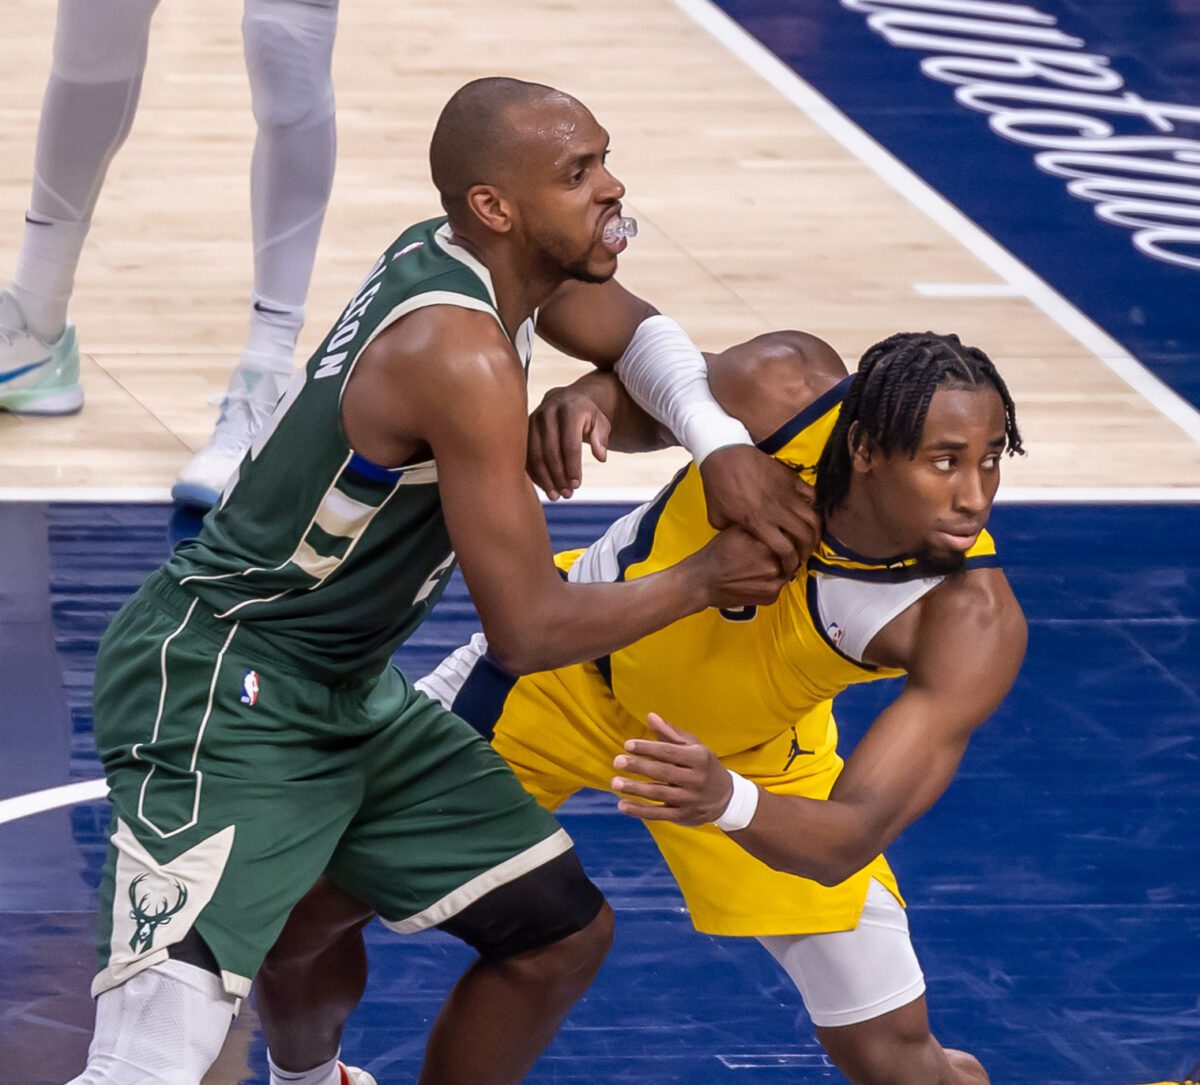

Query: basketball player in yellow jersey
[256,330,1027,1085]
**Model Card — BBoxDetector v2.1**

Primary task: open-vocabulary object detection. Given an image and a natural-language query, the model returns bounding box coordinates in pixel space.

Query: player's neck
[448,228,561,338]
[825,493,907,561]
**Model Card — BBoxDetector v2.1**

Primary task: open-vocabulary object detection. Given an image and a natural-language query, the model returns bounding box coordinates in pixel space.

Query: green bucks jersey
[165,217,535,679]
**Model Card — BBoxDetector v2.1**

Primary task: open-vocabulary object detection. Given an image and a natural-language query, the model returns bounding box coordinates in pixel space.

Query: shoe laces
[206,385,276,455]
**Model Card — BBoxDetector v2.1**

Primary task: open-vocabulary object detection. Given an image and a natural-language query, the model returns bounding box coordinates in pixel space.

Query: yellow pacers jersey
[559,377,997,777]
[531,378,998,936]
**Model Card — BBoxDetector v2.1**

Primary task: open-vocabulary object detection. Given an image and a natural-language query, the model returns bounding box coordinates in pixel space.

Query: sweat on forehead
[429,77,589,205]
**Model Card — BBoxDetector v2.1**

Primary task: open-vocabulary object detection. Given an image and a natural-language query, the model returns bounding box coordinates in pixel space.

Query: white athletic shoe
[338,1063,378,1085]
[0,291,83,415]
[172,361,290,509]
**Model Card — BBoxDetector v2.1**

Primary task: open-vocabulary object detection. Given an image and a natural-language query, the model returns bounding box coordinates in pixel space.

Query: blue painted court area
[714,0,1200,406]
[1,501,1197,1084]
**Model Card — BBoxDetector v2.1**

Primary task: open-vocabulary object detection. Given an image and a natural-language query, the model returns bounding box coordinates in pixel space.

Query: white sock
[10,213,89,340]
[66,959,238,1085]
[244,295,305,376]
[268,1049,341,1085]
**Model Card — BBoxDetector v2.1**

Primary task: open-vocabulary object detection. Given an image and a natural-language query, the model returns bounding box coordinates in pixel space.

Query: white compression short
[757,879,926,1029]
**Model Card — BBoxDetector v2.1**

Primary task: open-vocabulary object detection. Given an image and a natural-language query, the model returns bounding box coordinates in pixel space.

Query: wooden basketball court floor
[0,1,1197,1083]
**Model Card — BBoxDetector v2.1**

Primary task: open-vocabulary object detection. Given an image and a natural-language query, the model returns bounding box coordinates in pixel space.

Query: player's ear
[847,422,874,473]
[466,184,514,235]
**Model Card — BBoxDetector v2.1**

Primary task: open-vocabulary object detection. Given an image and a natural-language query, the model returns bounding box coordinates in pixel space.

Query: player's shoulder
[706,330,850,442]
[920,565,1026,658]
[372,304,517,377]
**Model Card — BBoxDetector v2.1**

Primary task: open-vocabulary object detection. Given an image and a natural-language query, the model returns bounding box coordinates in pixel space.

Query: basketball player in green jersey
[67,79,818,1085]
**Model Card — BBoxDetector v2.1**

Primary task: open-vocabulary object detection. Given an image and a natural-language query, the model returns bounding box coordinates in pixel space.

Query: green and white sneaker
[0,291,83,415]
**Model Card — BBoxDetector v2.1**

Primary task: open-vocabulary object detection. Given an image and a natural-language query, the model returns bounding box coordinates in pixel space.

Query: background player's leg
[0,0,159,415]
[256,877,374,1084]
[257,865,614,1085]
[418,902,614,1085]
[173,0,338,507]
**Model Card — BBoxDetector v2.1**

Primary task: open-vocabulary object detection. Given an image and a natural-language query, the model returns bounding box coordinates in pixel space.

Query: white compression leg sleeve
[66,959,239,1085]
[11,0,160,338]
[241,0,338,376]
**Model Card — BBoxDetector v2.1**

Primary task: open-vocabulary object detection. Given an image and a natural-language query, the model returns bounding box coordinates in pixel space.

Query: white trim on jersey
[563,477,681,585]
[135,609,240,840]
[434,223,499,307]
[380,828,575,934]
[336,290,503,411]
[810,572,943,664]
[415,631,490,707]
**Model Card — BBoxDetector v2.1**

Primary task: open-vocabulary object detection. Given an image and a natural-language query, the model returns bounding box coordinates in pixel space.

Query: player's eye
[931,456,955,472]
[982,454,1001,470]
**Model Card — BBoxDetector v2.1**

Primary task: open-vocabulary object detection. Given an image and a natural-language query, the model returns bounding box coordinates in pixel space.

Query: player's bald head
[430,77,594,221]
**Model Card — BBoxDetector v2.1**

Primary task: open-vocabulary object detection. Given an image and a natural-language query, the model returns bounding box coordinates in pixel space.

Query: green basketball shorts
[90,571,570,998]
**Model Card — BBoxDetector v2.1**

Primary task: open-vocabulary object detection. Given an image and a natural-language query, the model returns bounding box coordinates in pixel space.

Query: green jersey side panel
[166,217,533,678]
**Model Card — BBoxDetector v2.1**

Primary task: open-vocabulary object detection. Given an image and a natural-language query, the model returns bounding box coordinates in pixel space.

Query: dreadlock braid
[815,332,1023,514]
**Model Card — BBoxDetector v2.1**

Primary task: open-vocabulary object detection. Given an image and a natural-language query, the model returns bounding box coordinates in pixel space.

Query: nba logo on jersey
[827,621,845,647]
[240,670,260,706]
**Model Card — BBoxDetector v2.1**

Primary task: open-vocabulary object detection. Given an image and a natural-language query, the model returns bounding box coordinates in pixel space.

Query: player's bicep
[535,279,656,367]
[831,575,1026,847]
[424,364,560,644]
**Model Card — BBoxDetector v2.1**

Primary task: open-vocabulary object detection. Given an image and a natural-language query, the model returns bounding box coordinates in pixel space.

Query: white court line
[672,0,1200,447]
[914,283,1024,298]
[0,778,107,826]
[0,487,173,502]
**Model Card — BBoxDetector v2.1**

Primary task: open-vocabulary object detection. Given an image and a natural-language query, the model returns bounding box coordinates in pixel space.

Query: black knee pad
[437,848,605,961]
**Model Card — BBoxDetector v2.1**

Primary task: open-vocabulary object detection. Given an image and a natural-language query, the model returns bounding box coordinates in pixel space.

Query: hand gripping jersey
[166,217,534,680]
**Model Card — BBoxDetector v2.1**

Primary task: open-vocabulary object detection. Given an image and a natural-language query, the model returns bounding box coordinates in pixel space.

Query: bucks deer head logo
[127,873,189,954]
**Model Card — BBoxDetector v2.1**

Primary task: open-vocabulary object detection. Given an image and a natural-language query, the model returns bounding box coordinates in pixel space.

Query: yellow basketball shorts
[418,636,900,937]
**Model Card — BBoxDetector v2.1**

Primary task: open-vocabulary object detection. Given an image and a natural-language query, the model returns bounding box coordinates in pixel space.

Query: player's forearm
[570,369,674,453]
[731,791,885,887]
[614,316,753,463]
[482,564,709,675]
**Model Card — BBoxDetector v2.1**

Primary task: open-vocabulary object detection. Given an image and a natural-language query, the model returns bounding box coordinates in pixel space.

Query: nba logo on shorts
[240,670,260,706]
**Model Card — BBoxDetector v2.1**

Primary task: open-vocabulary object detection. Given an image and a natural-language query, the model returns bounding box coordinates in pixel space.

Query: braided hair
[814,332,1023,514]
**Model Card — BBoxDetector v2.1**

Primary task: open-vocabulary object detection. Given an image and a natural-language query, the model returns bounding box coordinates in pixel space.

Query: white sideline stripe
[671,0,1200,447]
[0,487,174,502]
[914,282,1023,298]
[997,487,1200,503]
[0,778,107,825]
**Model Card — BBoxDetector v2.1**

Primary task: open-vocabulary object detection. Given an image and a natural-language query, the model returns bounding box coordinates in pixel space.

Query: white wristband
[714,769,759,832]
[614,315,753,465]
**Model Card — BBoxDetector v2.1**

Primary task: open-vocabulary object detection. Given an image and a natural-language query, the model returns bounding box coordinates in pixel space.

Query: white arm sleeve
[614,315,753,464]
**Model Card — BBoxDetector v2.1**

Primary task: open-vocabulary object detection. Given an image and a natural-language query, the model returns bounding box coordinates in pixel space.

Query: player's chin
[914,544,968,576]
[569,259,619,285]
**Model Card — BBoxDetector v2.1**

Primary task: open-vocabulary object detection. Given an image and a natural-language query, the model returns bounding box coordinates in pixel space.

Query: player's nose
[599,166,625,203]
